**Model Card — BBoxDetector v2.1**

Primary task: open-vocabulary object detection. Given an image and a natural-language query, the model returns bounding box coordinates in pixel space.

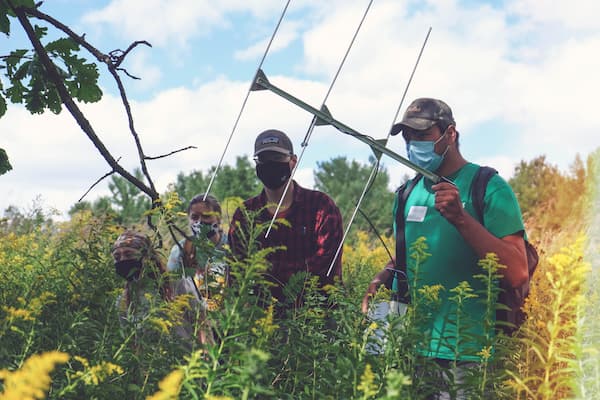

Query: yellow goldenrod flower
[206,299,219,312]
[28,292,56,319]
[0,351,69,400]
[321,284,337,295]
[477,346,492,361]
[73,355,90,369]
[146,369,184,400]
[149,317,174,335]
[252,303,279,337]
[70,356,124,386]
[357,363,378,398]
[2,306,34,322]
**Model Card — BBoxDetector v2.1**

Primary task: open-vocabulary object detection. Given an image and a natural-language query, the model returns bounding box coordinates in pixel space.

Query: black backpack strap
[471,166,540,333]
[394,174,423,273]
[470,166,497,224]
[390,174,422,303]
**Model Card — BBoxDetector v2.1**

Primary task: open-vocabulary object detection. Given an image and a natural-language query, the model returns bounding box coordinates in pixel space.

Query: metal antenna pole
[202,0,293,201]
[326,27,432,277]
[264,0,375,238]
[253,68,448,184]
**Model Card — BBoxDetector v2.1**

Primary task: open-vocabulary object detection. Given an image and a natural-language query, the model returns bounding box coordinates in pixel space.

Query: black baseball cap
[254,129,294,156]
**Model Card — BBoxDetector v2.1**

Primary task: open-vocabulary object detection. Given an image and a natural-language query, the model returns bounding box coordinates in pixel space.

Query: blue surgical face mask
[406,130,449,172]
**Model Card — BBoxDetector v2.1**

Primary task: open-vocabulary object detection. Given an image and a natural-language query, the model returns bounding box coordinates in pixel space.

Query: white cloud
[82,0,225,48]
[293,0,600,186]
[1,74,330,217]
[294,167,316,189]
[500,34,600,167]
[81,0,286,49]
[3,0,600,220]
[234,21,302,61]
[507,0,600,31]
[473,155,517,180]
[124,49,162,90]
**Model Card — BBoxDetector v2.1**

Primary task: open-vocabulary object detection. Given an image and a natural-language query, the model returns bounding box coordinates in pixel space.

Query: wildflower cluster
[69,356,124,386]
[0,161,597,399]
[0,351,69,400]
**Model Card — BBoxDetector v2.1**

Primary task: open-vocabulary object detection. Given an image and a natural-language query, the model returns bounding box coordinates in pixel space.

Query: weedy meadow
[1,162,598,399]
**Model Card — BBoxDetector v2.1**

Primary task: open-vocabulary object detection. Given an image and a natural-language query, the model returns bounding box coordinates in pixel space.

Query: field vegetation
[1,150,598,399]
[1,4,598,397]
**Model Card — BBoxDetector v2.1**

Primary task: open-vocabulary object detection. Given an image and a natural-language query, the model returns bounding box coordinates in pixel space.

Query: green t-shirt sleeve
[482,174,525,238]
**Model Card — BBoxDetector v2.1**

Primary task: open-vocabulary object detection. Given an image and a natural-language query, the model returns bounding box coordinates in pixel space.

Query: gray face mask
[191,221,219,239]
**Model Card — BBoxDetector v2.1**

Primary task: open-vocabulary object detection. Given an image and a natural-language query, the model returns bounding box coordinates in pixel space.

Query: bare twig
[78,170,117,202]
[19,3,160,204]
[171,223,189,239]
[115,67,141,80]
[161,213,191,252]
[22,4,158,194]
[0,54,33,61]
[109,40,152,68]
[10,2,158,203]
[145,146,197,160]
[22,6,108,63]
[106,65,157,194]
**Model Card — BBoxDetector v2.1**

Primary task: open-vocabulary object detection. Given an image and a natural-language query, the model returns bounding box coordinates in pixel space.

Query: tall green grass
[0,184,595,399]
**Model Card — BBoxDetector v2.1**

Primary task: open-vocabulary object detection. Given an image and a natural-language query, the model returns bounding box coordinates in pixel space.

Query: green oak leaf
[0,94,6,118]
[0,148,12,175]
[0,2,10,36]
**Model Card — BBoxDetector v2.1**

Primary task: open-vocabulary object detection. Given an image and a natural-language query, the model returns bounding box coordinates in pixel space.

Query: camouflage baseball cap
[112,230,151,256]
[391,98,455,136]
[254,129,294,156]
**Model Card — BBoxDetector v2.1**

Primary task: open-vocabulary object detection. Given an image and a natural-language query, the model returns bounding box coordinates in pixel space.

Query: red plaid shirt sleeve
[228,182,343,292]
[304,193,343,281]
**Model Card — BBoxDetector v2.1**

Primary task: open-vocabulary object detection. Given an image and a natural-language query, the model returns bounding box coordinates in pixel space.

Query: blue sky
[2,0,599,218]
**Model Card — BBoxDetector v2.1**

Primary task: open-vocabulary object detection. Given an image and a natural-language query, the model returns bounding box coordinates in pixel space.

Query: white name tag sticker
[406,205,427,222]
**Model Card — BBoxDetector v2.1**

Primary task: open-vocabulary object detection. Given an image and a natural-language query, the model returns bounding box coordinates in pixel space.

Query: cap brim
[254,146,292,156]
[390,118,437,136]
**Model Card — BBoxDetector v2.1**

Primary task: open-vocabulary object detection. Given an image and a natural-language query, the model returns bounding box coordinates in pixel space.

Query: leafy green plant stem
[112,329,136,361]
[17,322,36,368]
[541,286,564,398]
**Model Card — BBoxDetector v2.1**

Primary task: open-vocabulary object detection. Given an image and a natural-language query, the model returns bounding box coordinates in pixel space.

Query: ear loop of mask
[434,124,451,157]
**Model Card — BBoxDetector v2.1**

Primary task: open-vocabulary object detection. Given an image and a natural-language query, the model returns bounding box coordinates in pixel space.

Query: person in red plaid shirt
[228,129,343,307]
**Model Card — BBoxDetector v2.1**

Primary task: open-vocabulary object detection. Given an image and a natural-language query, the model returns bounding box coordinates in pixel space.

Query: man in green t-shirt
[362,98,528,396]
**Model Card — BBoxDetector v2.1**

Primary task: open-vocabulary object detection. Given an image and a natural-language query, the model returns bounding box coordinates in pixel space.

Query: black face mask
[115,259,142,281]
[256,161,291,190]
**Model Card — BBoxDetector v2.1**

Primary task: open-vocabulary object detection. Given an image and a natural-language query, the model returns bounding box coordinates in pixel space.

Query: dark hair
[187,193,222,215]
[438,122,460,150]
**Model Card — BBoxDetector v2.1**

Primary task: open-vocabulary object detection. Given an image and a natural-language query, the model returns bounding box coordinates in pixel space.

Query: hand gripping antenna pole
[202,0,292,201]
